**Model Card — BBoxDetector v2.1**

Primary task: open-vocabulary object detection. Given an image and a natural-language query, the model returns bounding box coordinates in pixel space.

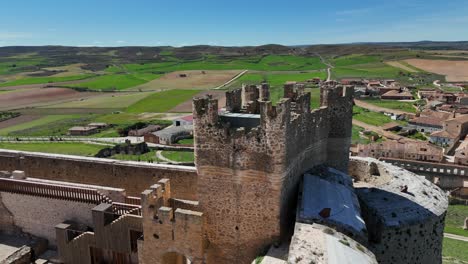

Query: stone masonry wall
[0,192,95,246]
[192,83,354,263]
[0,150,198,200]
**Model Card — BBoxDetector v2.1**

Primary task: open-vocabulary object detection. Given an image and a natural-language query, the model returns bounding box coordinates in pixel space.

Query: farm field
[0,88,98,111]
[42,92,154,109]
[353,106,395,126]
[0,74,96,87]
[131,70,243,91]
[126,89,201,113]
[0,142,104,156]
[405,59,468,82]
[0,115,84,136]
[385,61,419,72]
[66,73,161,91]
[169,90,226,112]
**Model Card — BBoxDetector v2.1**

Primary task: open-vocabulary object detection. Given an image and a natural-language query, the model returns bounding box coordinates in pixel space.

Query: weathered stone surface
[349,157,448,264]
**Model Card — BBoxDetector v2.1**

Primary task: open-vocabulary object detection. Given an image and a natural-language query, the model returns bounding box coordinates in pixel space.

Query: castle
[0,82,447,264]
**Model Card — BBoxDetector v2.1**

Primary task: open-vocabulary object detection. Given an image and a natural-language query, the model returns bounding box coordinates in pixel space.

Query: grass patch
[0,142,104,156]
[445,205,468,237]
[161,151,194,163]
[0,74,95,87]
[332,62,405,79]
[443,238,468,263]
[353,106,394,126]
[352,125,371,144]
[126,89,201,113]
[176,138,194,145]
[112,151,161,162]
[360,98,417,113]
[67,74,161,91]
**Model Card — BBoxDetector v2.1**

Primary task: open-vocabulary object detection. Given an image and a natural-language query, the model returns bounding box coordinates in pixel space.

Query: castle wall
[0,192,95,246]
[192,84,354,264]
[0,150,198,200]
[0,193,19,235]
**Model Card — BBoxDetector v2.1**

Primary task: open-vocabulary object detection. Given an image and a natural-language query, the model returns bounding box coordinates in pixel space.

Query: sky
[1,0,467,47]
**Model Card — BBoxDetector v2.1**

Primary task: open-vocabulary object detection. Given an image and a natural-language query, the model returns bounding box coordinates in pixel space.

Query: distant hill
[1,41,467,69]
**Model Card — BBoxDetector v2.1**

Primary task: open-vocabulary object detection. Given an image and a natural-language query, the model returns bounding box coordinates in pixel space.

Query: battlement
[139,179,205,263]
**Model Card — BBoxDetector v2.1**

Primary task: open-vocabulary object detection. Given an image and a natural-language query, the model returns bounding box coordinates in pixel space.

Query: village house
[408,110,452,133]
[354,140,444,162]
[68,126,98,136]
[172,115,194,126]
[341,78,364,85]
[454,143,468,166]
[144,125,193,145]
[128,125,162,137]
[381,89,414,100]
[430,114,468,146]
[87,122,108,129]
[306,77,322,84]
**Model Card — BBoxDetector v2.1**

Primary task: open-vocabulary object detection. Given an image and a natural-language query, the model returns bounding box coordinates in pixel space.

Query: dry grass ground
[385,61,418,72]
[131,70,242,91]
[0,88,97,110]
[42,63,98,77]
[168,90,226,112]
[405,59,468,82]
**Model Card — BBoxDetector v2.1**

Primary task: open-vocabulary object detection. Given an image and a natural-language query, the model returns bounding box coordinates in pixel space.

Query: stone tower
[192,82,353,263]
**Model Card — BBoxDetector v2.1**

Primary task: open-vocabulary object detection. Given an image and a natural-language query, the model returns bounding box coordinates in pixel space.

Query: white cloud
[116,40,126,44]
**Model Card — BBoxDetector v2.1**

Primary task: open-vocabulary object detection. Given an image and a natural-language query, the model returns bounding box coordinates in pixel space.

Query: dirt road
[444,233,468,242]
[352,119,412,142]
[354,99,414,116]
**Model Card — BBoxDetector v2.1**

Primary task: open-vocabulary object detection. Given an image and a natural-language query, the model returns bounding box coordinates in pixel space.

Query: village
[346,77,468,179]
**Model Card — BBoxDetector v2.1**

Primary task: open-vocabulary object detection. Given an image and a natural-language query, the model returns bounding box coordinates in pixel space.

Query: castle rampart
[0,150,198,200]
[193,82,354,263]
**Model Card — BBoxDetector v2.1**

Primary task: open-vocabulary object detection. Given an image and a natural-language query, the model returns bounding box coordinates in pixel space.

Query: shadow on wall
[357,187,446,264]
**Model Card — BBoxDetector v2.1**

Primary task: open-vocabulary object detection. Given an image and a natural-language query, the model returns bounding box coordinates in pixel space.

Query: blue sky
[1,0,467,47]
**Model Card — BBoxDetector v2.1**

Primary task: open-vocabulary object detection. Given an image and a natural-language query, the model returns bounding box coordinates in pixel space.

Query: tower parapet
[192,81,354,263]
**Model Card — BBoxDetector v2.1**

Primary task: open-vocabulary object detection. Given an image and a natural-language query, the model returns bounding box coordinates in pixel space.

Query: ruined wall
[349,157,448,264]
[139,181,205,264]
[0,150,198,200]
[192,84,354,263]
[0,192,95,246]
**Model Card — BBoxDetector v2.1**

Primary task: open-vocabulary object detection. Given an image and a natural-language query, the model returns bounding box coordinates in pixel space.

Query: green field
[0,74,96,87]
[443,238,468,263]
[0,142,104,156]
[126,89,201,113]
[332,55,382,67]
[108,55,327,73]
[161,151,194,162]
[445,205,468,237]
[0,115,81,136]
[67,73,161,91]
[360,98,417,113]
[176,138,194,145]
[353,106,394,126]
